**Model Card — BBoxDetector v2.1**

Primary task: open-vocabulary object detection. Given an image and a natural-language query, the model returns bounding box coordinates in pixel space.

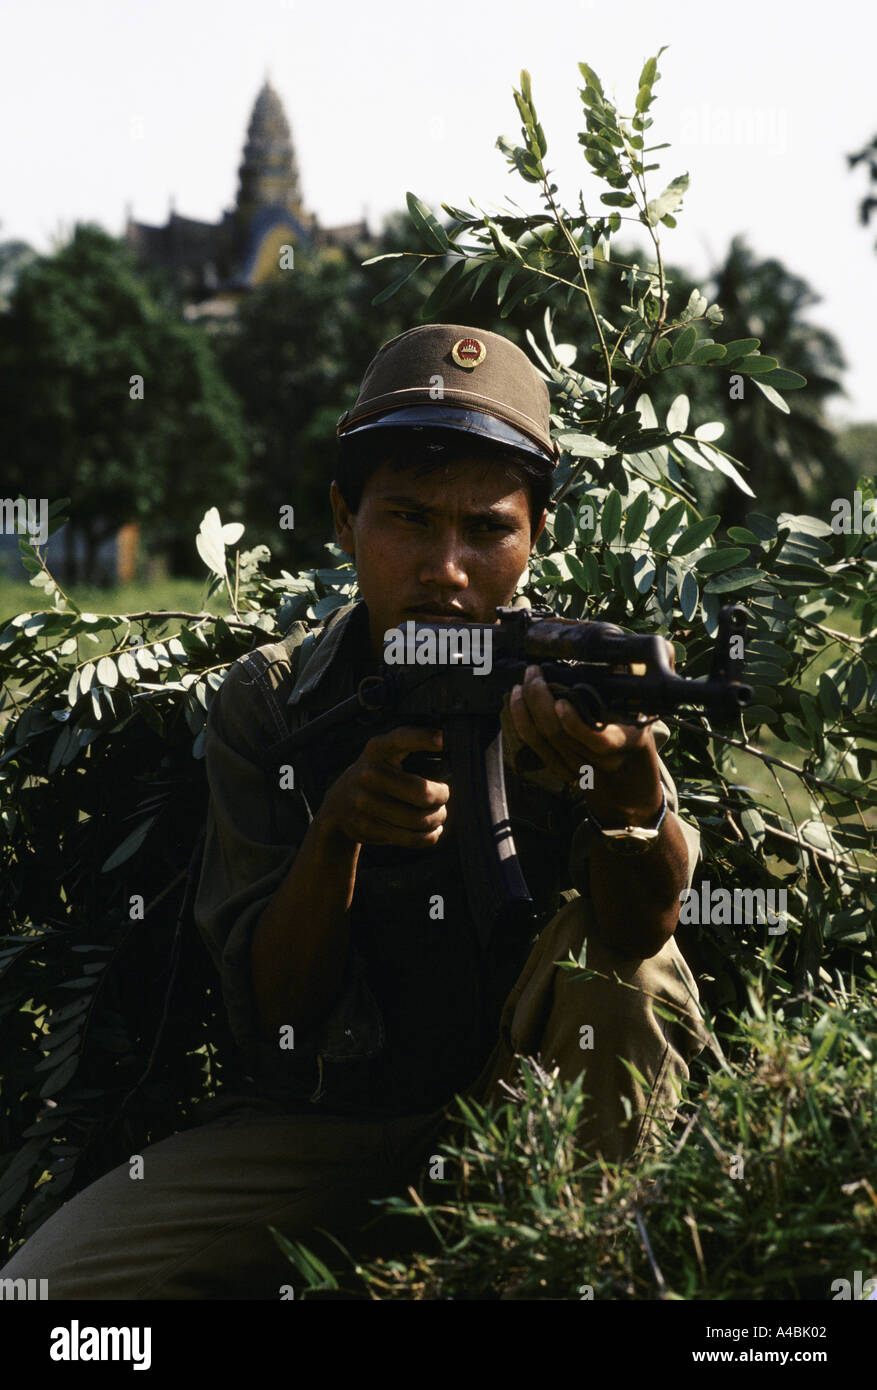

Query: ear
[531,508,548,548]
[329,481,356,557]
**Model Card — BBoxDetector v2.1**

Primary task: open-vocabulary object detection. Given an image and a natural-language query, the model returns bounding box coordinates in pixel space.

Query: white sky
[2,0,874,422]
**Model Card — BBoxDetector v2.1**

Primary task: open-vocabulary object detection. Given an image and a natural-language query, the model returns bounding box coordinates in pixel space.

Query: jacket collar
[286,599,372,711]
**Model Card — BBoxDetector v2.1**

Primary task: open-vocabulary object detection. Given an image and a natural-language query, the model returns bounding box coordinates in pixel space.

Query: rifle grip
[401,751,448,780]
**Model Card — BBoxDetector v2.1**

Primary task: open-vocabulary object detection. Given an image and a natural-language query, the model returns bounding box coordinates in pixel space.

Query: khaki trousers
[0,901,711,1299]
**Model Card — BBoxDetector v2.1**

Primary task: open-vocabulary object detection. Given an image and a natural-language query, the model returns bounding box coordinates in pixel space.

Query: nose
[417,527,469,591]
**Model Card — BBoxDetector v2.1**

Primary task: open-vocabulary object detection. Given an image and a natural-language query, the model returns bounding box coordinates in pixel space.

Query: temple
[125,79,369,319]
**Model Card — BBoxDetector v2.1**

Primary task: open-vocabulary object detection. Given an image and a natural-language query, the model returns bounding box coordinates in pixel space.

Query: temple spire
[235,80,303,225]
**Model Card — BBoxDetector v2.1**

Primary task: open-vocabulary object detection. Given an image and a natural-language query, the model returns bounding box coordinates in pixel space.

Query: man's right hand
[316,726,449,851]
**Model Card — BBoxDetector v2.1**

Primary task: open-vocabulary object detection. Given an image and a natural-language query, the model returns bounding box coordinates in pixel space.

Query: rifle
[264,604,751,947]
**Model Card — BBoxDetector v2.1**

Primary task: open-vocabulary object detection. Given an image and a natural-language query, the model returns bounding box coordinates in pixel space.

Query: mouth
[405,607,474,623]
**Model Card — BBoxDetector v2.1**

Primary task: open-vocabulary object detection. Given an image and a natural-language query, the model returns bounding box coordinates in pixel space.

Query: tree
[848,132,877,251]
[213,211,469,570]
[0,224,247,581]
[704,237,848,528]
[0,234,38,311]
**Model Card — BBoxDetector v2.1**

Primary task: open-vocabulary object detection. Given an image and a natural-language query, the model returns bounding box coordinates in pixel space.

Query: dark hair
[334,427,554,534]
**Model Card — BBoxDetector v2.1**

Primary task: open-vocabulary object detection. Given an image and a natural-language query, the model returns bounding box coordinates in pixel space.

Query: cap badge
[451,337,487,368]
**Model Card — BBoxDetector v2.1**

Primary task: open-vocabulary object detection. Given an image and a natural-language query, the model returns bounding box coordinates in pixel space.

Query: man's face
[330,454,547,658]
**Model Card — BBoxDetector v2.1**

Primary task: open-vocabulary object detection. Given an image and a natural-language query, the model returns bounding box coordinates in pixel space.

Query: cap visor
[337,405,553,462]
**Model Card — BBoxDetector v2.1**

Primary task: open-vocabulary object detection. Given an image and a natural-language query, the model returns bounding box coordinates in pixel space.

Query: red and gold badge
[451,337,487,368]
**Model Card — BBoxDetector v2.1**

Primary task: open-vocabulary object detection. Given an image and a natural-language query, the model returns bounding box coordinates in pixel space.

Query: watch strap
[579,788,667,854]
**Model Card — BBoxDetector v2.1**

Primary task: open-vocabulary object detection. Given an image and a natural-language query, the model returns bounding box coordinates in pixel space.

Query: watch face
[600,829,660,855]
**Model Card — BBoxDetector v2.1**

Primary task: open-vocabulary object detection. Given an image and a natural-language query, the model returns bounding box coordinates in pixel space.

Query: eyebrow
[379,493,520,522]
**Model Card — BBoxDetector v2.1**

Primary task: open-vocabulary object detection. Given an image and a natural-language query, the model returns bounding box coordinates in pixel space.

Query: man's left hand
[508,664,664,824]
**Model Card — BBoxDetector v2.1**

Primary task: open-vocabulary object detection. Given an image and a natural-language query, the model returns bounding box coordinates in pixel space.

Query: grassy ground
[0,575,227,625]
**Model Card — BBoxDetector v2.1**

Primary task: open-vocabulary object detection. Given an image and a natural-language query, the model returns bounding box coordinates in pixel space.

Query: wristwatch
[579,789,667,855]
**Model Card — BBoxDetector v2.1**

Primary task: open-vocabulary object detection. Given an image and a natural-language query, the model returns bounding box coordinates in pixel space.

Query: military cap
[336,323,559,465]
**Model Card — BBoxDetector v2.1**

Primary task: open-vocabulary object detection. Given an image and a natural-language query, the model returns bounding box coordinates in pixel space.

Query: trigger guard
[562,683,607,730]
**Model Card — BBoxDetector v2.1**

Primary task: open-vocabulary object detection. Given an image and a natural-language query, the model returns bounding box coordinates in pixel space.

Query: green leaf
[740,808,766,850]
[485,217,524,261]
[196,507,227,577]
[695,546,751,573]
[760,368,807,390]
[135,646,158,673]
[371,256,428,306]
[632,554,656,593]
[727,527,762,545]
[635,83,652,113]
[623,491,650,543]
[635,393,658,430]
[600,490,623,544]
[818,672,842,721]
[671,515,720,555]
[578,62,604,96]
[405,192,451,252]
[101,818,155,873]
[744,513,778,541]
[496,263,517,304]
[553,502,576,548]
[690,343,726,365]
[845,658,868,709]
[682,289,708,320]
[600,191,636,206]
[566,554,595,593]
[702,567,763,593]
[649,499,687,552]
[39,1054,79,1099]
[645,173,688,226]
[721,338,760,363]
[47,725,74,775]
[677,568,699,620]
[311,593,349,620]
[671,326,697,363]
[554,432,615,459]
[752,378,790,414]
[117,651,139,680]
[696,443,756,497]
[666,394,689,432]
[736,354,778,374]
[638,56,658,89]
[96,656,118,688]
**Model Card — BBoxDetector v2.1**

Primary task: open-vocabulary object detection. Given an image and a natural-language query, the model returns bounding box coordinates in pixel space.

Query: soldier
[0,323,711,1299]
